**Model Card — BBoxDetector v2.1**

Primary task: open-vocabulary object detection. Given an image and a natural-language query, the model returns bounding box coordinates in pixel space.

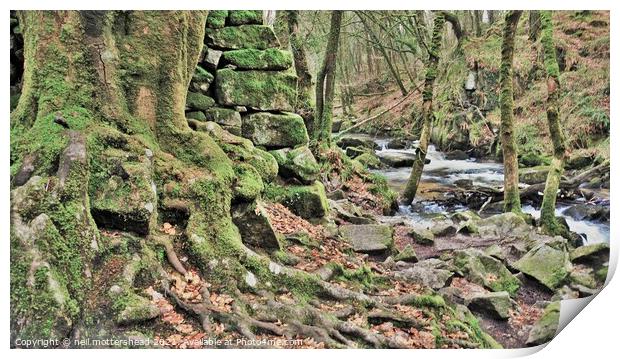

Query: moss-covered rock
[354,152,382,169]
[454,248,521,295]
[466,291,512,320]
[228,10,263,25]
[206,10,228,28]
[519,166,550,185]
[232,163,264,202]
[519,151,551,167]
[185,91,215,111]
[409,228,435,245]
[185,111,206,121]
[221,48,293,70]
[340,224,394,254]
[204,107,241,128]
[206,25,279,50]
[514,243,572,290]
[215,69,296,111]
[270,146,319,184]
[526,301,560,346]
[232,201,281,251]
[242,112,309,148]
[570,242,609,262]
[265,181,329,220]
[394,244,418,263]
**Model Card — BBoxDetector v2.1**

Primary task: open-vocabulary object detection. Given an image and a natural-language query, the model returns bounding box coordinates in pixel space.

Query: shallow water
[353,134,610,244]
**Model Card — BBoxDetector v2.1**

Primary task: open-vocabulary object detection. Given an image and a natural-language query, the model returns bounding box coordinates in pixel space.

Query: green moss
[221,48,293,70]
[186,91,215,110]
[192,65,214,84]
[228,10,263,25]
[233,163,264,201]
[354,153,381,169]
[206,25,278,50]
[206,10,228,28]
[241,111,309,147]
[215,68,296,111]
[264,181,329,219]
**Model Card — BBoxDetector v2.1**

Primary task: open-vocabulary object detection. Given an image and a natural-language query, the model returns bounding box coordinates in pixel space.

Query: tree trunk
[402,13,446,204]
[539,11,569,235]
[286,10,315,133]
[474,10,483,36]
[499,10,523,214]
[529,10,541,41]
[358,12,408,96]
[314,10,343,148]
[10,10,240,342]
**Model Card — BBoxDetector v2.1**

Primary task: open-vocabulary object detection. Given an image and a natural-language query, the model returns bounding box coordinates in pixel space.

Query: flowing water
[351,134,610,244]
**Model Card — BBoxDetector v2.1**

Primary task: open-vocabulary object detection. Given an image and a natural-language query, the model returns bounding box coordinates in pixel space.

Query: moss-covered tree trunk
[402,13,446,205]
[529,11,541,41]
[313,10,343,149]
[499,10,523,214]
[286,10,314,133]
[539,11,568,235]
[9,10,240,342]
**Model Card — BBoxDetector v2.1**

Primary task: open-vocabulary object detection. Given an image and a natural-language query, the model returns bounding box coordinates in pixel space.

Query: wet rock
[564,204,608,222]
[409,228,435,245]
[270,146,319,184]
[454,248,521,295]
[387,138,408,149]
[340,224,394,254]
[394,258,453,289]
[475,212,531,238]
[466,291,512,320]
[242,112,308,148]
[519,166,549,185]
[566,152,595,170]
[216,69,296,111]
[345,146,368,158]
[378,152,415,167]
[431,221,458,237]
[205,25,279,50]
[336,135,379,150]
[393,245,418,263]
[221,48,293,70]
[445,150,469,160]
[232,201,281,251]
[514,243,572,290]
[454,179,473,189]
[526,301,560,346]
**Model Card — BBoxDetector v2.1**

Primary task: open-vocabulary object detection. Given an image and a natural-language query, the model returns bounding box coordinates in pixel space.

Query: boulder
[115,293,160,325]
[206,25,279,50]
[430,221,458,237]
[519,152,550,167]
[268,181,329,220]
[409,228,435,245]
[190,66,214,95]
[393,245,418,263]
[354,153,382,169]
[568,267,598,289]
[566,152,595,170]
[232,201,281,251]
[329,200,376,225]
[387,138,408,149]
[514,243,572,290]
[394,258,453,289]
[563,204,608,221]
[519,166,549,185]
[185,91,215,111]
[466,291,512,320]
[454,179,473,189]
[345,146,368,158]
[569,242,609,263]
[270,146,319,184]
[526,301,560,346]
[215,69,296,111]
[221,48,293,70]
[206,10,228,28]
[378,152,415,167]
[228,10,263,25]
[453,248,521,295]
[203,48,223,71]
[445,150,469,160]
[340,224,394,254]
[475,212,531,238]
[336,135,379,150]
[232,163,264,202]
[204,107,242,129]
[242,112,309,148]
[185,111,206,121]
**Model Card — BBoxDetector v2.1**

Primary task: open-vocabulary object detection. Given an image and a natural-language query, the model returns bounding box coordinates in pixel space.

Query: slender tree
[314,10,343,148]
[499,10,523,214]
[286,10,315,132]
[528,10,541,42]
[402,12,446,204]
[539,11,569,235]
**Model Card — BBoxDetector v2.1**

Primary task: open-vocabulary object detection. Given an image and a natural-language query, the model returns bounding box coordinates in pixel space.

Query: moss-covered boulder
[340,224,394,254]
[526,301,560,346]
[215,69,296,111]
[394,244,418,263]
[113,291,160,325]
[232,201,281,251]
[206,10,228,28]
[265,181,329,220]
[519,166,550,185]
[185,91,215,111]
[206,25,279,50]
[570,242,609,262]
[221,48,293,70]
[465,291,512,320]
[394,259,453,289]
[354,152,382,169]
[90,151,157,235]
[242,112,309,148]
[514,243,572,290]
[228,10,263,25]
[475,212,532,238]
[190,66,214,95]
[270,146,319,184]
[232,163,264,202]
[185,111,206,121]
[454,248,521,295]
[204,107,241,129]
[409,228,435,245]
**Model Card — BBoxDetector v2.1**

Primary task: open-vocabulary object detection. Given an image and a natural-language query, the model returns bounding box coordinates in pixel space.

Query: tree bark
[539,11,569,235]
[10,10,238,342]
[402,13,446,204]
[529,10,541,42]
[286,10,315,133]
[314,10,343,148]
[474,10,483,36]
[499,10,523,214]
